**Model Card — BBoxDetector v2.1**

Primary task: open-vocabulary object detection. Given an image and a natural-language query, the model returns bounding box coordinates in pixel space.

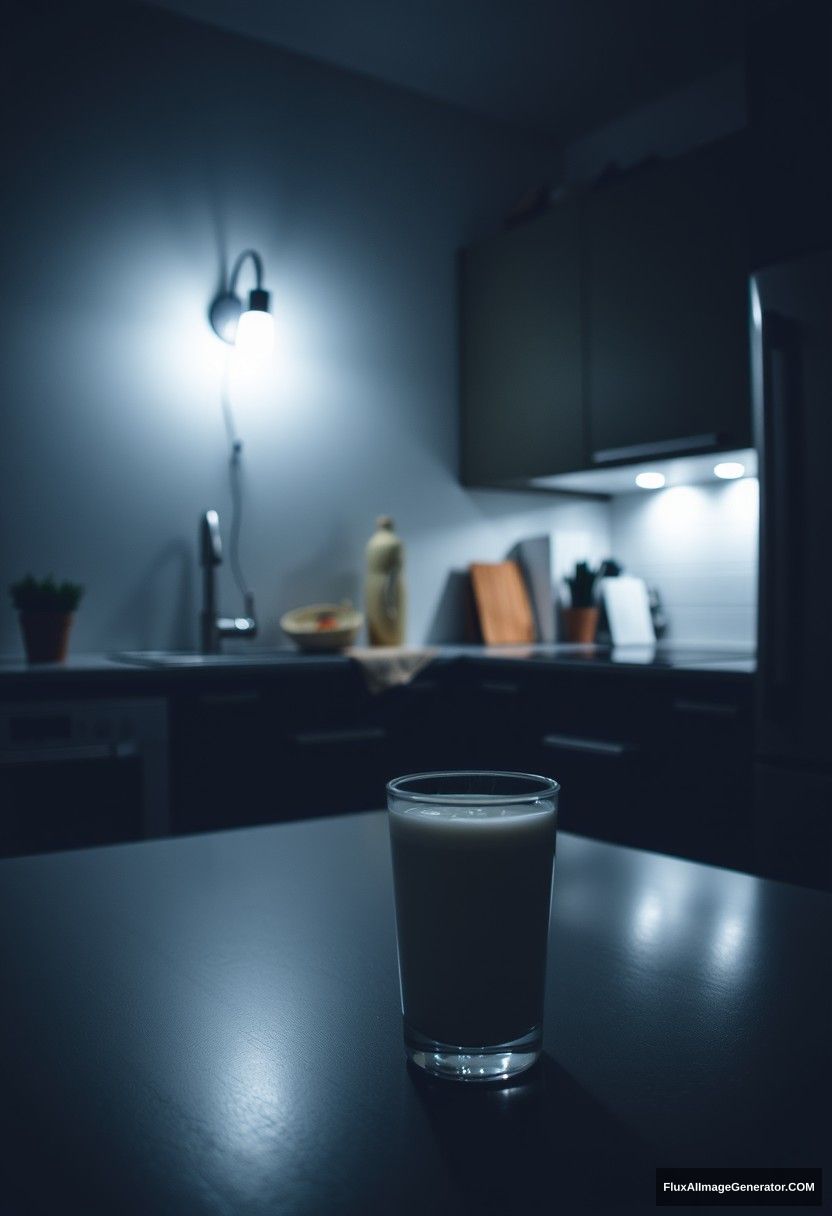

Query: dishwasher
[0,699,168,858]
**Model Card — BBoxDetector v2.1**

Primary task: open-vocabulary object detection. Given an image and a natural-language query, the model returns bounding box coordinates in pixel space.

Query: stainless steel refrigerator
[751,250,832,890]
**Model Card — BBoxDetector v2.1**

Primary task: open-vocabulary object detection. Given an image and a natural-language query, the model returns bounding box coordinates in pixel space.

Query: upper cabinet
[460,197,583,484]
[586,137,751,464]
[460,135,752,489]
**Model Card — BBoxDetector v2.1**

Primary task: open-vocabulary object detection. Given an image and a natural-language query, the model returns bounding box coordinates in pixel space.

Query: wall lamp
[209,248,273,355]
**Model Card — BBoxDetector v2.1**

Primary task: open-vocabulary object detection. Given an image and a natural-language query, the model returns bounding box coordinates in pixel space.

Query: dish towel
[348,646,438,695]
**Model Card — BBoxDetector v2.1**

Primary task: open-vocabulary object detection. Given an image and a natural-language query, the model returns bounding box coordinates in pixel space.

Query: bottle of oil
[365,516,406,646]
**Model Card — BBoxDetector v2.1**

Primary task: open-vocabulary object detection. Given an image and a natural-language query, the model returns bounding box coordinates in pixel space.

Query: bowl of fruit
[280,601,364,652]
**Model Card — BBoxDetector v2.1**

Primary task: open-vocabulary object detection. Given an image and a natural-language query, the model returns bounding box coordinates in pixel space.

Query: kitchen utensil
[469,562,535,645]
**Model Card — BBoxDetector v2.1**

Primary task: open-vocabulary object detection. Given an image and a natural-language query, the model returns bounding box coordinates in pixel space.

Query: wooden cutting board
[469,561,536,645]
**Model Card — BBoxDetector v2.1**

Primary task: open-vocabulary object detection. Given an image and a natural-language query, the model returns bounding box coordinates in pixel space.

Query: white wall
[0,2,574,654]
[610,479,758,647]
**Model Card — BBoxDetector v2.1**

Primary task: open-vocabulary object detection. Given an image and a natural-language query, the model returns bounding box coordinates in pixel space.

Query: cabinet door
[170,687,289,834]
[170,670,399,832]
[746,1,832,268]
[525,670,656,848]
[754,763,832,892]
[0,753,143,858]
[586,137,751,462]
[460,199,584,484]
[648,679,754,871]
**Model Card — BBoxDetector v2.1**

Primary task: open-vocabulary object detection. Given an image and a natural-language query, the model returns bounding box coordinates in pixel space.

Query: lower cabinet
[754,763,832,892]
[0,753,144,858]
[0,697,167,859]
[169,666,463,835]
[646,683,754,871]
[168,661,755,875]
[462,665,754,873]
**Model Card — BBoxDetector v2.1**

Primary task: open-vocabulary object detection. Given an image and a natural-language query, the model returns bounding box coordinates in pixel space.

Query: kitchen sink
[113,650,320,668]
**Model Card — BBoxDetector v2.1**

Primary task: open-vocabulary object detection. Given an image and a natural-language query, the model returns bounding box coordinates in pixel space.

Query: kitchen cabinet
[529,670,654,848]
[460,197,583,485]
[746,1,832,269]
[170,685,288,834]
[0,752,144,858]
[643,676,754,870]
[169,666,460,835]
[754,763,832,892]
[462,663,753,871]
[0,697,166,859]
[454,668,531,771]
[586,136,751,462]
[459,135,752,486]
[170,669,386,833]
[0,656,756,877]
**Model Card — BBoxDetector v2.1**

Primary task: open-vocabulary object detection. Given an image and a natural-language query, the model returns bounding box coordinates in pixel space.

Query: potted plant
[10,575,84,664]
[562,561,600,644]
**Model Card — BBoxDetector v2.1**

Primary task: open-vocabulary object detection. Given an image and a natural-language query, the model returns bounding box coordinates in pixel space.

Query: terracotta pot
[562,606,599,645]
[19,611,74,664]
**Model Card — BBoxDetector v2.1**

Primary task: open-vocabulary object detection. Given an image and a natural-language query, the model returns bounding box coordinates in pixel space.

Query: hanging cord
[220,352,254,613]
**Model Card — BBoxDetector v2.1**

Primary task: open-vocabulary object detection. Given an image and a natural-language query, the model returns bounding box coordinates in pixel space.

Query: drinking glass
[387,770,559,1082]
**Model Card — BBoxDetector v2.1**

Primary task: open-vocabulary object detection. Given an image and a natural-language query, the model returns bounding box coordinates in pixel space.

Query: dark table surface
[0,812,826,1214]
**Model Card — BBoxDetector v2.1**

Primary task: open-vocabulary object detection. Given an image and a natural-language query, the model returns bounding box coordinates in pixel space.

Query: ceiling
[146,0,748,139]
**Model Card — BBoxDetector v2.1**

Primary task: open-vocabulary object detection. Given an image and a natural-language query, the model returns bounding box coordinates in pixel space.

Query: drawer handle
[592,433,721,465]
[672,699,739,718]
[542,732,635,757]
[481,681,519,695]
[198,691,260,708]
[290,727,387,746]
[0,742,137,767]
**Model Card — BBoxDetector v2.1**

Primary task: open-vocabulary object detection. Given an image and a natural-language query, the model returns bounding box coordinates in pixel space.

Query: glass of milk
[387,770,559,1082]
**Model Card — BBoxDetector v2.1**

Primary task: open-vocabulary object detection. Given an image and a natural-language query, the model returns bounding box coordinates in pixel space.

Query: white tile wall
[609,478,759,648]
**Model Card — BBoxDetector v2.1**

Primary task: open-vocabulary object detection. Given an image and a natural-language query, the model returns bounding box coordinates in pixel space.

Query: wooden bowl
[280,602,363,652]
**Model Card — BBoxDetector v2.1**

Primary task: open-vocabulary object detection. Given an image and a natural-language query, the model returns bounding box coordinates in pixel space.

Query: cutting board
[600,576,656,646]
[510,535,555,643]
[469,561,536,645]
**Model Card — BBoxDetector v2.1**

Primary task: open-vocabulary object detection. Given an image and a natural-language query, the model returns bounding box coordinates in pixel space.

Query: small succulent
[565,561,599,609]
[10,575,84,613]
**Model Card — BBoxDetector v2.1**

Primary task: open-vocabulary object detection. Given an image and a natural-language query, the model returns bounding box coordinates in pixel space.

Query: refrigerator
[751,250,832,890]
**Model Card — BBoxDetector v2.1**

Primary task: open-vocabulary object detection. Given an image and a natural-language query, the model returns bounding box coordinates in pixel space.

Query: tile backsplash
[609,478,758,648]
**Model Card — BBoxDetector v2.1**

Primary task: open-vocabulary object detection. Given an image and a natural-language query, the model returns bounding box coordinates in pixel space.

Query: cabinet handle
[480,681,519,695]
[542,732,635,757]
[0,742,137,767]
[197,691,260,708]
[672,699,739,718]
[592,433,721,465]
[290,727,387,747]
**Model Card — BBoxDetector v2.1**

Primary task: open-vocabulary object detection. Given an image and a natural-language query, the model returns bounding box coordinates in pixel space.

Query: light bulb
[714,461,745,480]
[635,471,666,490]
[235,307,273,357]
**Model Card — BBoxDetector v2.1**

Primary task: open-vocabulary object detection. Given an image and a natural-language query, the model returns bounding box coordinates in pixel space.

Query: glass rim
[386,769,559,806]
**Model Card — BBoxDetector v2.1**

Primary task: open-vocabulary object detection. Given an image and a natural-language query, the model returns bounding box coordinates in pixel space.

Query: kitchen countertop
[0,642,756,692]
[0,810,824,1213]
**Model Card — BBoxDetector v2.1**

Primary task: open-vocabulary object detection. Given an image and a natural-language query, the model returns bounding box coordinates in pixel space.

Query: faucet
[199,510,258,653]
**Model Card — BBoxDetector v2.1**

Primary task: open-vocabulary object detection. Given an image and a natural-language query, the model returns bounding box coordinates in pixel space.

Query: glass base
[404,1022,541,1082]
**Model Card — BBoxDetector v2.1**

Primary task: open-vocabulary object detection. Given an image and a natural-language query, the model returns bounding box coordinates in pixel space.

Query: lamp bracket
[209,292,243,344]
[209,248,266,343]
